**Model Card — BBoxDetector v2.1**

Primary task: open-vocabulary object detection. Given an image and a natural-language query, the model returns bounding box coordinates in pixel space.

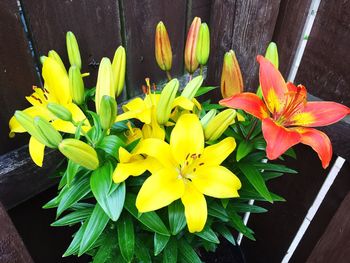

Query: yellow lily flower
[113,114,241,233]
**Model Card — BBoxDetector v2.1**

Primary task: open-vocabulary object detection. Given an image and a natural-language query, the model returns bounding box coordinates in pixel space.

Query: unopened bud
[220,50,243,98]
[155,21,172,72]
[66,31,82,69]
[184,17,201,74]
[69,65,85,105]
[156,79,179,125]
[47,103,72,121]
[196,23,210,65]
[34,116,62,148]
[112,46,126,97]
[99,95,117,130]
[200,109,217,128]
[204,109,236,141]
[181,75,203,100]
[95,58,114,114]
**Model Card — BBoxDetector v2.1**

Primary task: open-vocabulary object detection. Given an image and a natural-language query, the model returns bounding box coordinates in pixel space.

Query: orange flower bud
[184,17,201,74]
[155,21,172,72]
[220,50,243,98]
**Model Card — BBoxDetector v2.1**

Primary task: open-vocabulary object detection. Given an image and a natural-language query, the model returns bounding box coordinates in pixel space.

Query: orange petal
[290,101,350,127]
[257,55,288,115]
[262,118,301,160]
[294,127,332,169]
[219,93,269,119]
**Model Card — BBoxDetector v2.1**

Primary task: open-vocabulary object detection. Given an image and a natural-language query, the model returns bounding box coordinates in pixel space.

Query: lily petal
[262,118,301,160]
[52,119,76,134]
[201,137,236,166]
[290,101,350,127]
[294,127,332,169]
[29,136,45,167]
[257,55,288,115]
[181,182,207,233]
[172,96,194,111]
[117,98,151,124]
[219,93,269,119]
[192,166,241,198]
[136,168,184,212]
[170,114,204,164]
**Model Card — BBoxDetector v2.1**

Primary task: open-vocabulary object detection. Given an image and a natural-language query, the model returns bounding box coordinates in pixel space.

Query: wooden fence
[0,0,350,262]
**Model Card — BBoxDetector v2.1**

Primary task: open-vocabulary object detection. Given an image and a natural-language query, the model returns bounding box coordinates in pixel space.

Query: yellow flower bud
[99,95,117,130]
[196,23,210,65]
[200,109,217,128]
[66,31,82,69]
[156,79,179,125]
[33,116,62,148]
[184,17,201,74]
[48,50,67,73]
[40,56,48,64]
[112,46,126,97]
[58,138,99,170]
[69,65,85,105]
[204,109,236,141]
[47,103,72,121]
[155,21,172,72]
[95,58,114,114]
[220,50,243,98]
[181,75,203,100]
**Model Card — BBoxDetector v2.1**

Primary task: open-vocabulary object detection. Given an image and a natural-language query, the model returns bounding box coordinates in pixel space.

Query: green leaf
[51,208,93,226]
[207,201,229,222]
[253,163,297,173]
[195,86,217,97]
[236,140,254,161]
[125,194,170,236]
[154,233,170,256]
[66,160,80,187]
[284,147,297,159]
[125,138,141,152]
[226,208,255,241]
[135,237,152,263]
[215,224,236,245]
[168,200,187,235]
[162,238,178,263]
[91,163,125,221]
[239,163,272,202]
[178,239,202,263]
[63,220,88,257]
[117,214,135,262]
[253,138,266,151]
[111,121,129,133]
[93,233,118,263]
[239,189,285,202]
[79,204,109,256]
[97,135,125,158]
[262,171,284,181]
[231,202,267,213]
[195,226,220,244]
[57,175,91,216]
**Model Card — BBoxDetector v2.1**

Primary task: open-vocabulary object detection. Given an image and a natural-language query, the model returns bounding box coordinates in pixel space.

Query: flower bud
[155,21,172,72]
[184,17,201,74]
[14,111,49,146]
[112,46,126,97]
[99,95,117,130]
[196,23,210,65]
[33,116,62,148]
[69,65,85,105]
[156,78,179,125]
[95,58,114,114]
[47,103,72,121]
[66,31,82,69]
[200,109,217,128]
[204,109,236,141]
[48,50,67,73]
[40,56,48,64]
[220,50,243,98]
[58,138,99,170]
[181,75,203,100]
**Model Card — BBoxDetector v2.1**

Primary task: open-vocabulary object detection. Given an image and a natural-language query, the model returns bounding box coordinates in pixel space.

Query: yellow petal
[170,114,204,164]
[172,96,194,111]
[192,166,241,198]
[201,137,236,166]
[66,103,89,124]
[116,98,152,124]
[113,158,148,183]
[141,108,165,139]
[136,168,184,212]
[181,182,207,233]
[29,136,45,167]
[52,119,76,134]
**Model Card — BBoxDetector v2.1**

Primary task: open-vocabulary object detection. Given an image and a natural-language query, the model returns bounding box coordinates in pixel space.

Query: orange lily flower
[220,55,350,168]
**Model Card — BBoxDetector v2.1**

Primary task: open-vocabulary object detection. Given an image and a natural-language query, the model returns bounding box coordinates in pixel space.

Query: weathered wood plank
[0,0,39,155]
[187,0,211,25]
[0,146,62,210]
[272,0,312,76]
[296,0,350,107]
[121,0,187,98]
[207,0,281,100]
[21,0,122,88]
[307,190,350,262]
[0,202,33,263]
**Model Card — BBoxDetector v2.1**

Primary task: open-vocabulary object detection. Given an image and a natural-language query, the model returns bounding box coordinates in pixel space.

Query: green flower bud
[196,23,210,65]
[66,31,82,69]
[112,46,126,97]
[204,109,236,141]
[99,95,117,130]
[95,58,114,114]
[69,65,85,105]
[33,116,62,148]
[156,79,179,125]
[47,103,72,121]
[181,75,203,100]
[200,109,217,128]
[59,138,99,170]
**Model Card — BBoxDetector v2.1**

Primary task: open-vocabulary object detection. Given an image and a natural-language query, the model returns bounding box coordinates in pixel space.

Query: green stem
[199,64,203,75]
[245,118,258,141]
[166,71,172,81]
[235,116,245,139]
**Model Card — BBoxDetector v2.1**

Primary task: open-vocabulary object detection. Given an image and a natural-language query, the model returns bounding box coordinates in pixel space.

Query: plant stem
[166,71,172,80]
[199,65,203,75]
[235,116,245,138]
[245,118,258,141]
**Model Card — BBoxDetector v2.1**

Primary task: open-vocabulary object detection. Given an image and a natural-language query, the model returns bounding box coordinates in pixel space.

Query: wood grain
[0,0,39,154]
[121,0,187,98]
[187,0,211,25]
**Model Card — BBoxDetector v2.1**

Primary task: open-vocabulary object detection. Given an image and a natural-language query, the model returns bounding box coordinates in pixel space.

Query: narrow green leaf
[162,238,178,263]
[67,160,80,187]
[117,214,135,262]
[231,202,267,213]
[51,208,93,226]
[63,220,88,257]
[195,86,217,97]
[239,189,285,202]
[215,224,236,245]
[195,226,220,244]
[253,163,297,173]
[79,204,109,256]
[91,163,125,221]
[253,138,266,151]
[284,147,297,159]
[226,208,255,241]
[262,171,284,181]
[135,237,152,263]
[208,201,229,222]
[97,135,125,158]
[168,200,186,235]
[93,233,118,263]
[154,233,170,256]
[236,140,254,161]
[178,239,202,263]
[239,163,272,202]
[125,194,170,236]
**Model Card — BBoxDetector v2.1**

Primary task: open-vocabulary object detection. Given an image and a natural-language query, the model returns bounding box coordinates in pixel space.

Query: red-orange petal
[289,101,350,127]
[257,55,288,115]
[293,127,332,169]
[262,118,301,160]
[219,92,269,119]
